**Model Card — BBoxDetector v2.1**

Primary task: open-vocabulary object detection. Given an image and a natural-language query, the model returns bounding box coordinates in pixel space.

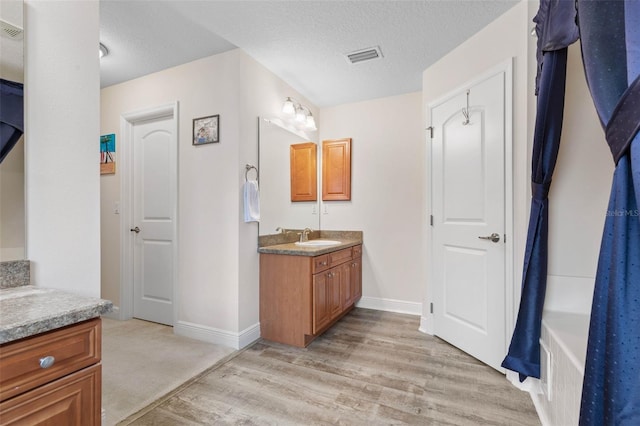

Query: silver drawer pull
[39,356,55,369]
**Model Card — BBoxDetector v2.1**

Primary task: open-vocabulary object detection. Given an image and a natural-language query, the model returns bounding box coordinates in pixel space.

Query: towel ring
[245,164,259,182]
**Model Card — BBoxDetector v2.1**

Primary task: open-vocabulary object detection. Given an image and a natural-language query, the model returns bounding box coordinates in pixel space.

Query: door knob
[130,226,140,233]
[478,233,500,243]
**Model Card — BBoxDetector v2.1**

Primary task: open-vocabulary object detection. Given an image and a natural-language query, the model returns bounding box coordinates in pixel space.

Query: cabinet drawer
[352,245,362,258]
[0,319,101,402]
[0,364,101,426]
[312,254,331,274]
[329,247,353,266]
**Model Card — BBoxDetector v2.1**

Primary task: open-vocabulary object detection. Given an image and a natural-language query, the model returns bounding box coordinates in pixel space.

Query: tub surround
[258,230,363,256]
[0,285,112,344]
[0,260,30,289]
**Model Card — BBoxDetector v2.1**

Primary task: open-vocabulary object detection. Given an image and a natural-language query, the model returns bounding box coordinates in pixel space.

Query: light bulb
[295,107,307,123]
[282,97,295,115]
[306,115,317,131]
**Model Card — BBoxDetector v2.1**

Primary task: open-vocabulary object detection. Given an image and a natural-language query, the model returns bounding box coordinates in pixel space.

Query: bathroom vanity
[0,264,112,426]
[258,231,362,347]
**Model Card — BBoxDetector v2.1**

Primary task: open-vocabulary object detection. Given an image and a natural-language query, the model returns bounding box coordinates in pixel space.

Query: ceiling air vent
[344,46,383,64]
[0,19,23,40]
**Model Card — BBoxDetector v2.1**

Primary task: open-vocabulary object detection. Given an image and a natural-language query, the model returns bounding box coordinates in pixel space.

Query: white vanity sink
[294,240,341,247]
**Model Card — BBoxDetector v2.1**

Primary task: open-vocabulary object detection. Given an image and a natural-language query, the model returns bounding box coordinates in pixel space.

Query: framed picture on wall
[100,133,116,174]
[192,114,219,145]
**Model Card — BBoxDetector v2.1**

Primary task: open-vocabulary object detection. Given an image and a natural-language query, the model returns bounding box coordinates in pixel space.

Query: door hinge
[426,126,434,139]
[430,302,434,314]
[430,215,434,226]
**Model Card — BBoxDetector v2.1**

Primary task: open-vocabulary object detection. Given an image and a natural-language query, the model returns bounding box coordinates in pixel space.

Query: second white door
[430,68,508,371]
[131,114,177,326]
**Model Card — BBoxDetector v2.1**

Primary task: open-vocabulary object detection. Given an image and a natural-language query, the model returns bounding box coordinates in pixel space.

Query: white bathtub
[531,310,591,426]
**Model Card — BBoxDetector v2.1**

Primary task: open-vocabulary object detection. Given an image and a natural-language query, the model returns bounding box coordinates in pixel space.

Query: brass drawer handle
[39,356,55,369]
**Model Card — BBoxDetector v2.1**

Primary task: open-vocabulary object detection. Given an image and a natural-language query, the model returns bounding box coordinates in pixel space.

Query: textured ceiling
[100,0,519,107]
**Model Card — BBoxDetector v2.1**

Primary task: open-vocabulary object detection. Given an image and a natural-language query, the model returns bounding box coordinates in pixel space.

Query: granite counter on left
[0,285,113,344]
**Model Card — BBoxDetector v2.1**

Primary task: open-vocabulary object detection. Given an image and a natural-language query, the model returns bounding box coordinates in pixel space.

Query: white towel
[243,180,260,223]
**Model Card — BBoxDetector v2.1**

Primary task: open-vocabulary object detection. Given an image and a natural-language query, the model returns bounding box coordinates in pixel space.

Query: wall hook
[462,90,471,126]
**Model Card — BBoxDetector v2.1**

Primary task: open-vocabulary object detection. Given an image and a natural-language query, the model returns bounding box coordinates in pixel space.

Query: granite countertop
[258,230,363,256]
[258,239,362,256]
[0,286,113,345]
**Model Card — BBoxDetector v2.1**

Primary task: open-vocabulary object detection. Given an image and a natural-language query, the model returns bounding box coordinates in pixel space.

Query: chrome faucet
[300,228,312,242]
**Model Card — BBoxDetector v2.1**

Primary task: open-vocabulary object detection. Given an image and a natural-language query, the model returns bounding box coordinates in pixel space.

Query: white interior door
[430,70,507,371]
[131,114,176,326]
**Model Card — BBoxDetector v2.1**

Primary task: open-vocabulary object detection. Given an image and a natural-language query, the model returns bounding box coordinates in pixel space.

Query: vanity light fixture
[281,97,317,131]
[99,42,109,59]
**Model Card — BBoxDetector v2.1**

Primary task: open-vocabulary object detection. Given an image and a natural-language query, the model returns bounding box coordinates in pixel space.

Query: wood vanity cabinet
[290,142,317,202]
[0,318,102,425]
[322,138,351,201]
[260,244,362,347]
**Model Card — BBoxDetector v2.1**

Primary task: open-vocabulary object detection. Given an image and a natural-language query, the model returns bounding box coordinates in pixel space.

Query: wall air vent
[344,46,383,64]
[0,19,23,40]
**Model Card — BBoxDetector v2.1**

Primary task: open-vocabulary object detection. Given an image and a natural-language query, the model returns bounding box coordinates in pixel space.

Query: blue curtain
[577,1,640,424]
[502,0,578,381]
[0,79,24,164]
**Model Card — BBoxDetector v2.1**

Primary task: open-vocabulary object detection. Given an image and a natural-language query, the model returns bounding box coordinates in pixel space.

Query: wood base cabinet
[260,245,362,347]
[0,319,102,426]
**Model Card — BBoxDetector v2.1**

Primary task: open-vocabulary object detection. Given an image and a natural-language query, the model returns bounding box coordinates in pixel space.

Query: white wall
[543,41,612,314]
[0,137,24,261]
[319,92,425,314]
[237,53,318,332]
[24,0,101,297]
[101,49,317,345]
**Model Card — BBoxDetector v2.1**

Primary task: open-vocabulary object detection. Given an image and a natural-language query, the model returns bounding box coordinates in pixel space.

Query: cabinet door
[328,268,342,320]
[0,364,101,426]
[340,262,353,310]
[290,142,317,202]
[312,272,331,334]
[322,138,351,201]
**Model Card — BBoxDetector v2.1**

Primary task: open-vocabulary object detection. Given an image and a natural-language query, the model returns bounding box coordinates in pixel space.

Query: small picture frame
[192,114,219,145]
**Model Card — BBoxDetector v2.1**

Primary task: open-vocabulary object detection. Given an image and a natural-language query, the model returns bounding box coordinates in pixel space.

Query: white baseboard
[419,315,434,335]
[103,305,121,320]
[356,296,422,316]
[174,320,260,350]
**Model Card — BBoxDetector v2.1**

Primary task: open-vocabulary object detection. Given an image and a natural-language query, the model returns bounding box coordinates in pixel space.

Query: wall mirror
[0,0,24,261]
[258,117,319,236]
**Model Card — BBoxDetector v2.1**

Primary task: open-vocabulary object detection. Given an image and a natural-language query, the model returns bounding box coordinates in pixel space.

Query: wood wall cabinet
[260,245,362,347]
[0,319,102,426]
[322,138,351,201]
[290,142,317,202]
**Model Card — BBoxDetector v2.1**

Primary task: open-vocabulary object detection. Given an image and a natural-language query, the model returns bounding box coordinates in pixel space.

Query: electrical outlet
[114,202,120,214]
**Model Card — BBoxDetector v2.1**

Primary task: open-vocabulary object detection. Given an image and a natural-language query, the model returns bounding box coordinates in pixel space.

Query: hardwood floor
[122,309,540,425]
